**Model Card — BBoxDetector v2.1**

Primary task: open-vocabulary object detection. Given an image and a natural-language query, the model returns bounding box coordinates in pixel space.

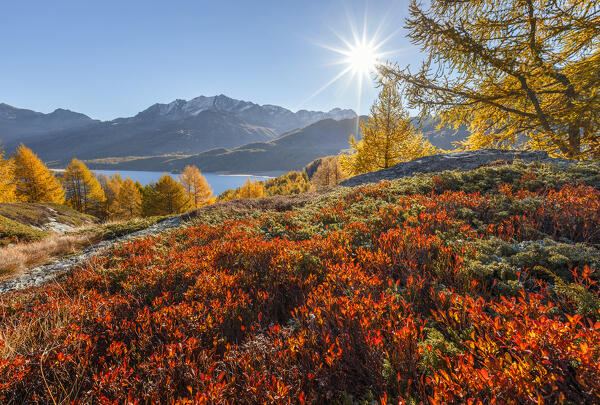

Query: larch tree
[339,82,438,176]
[179,165,214,209]
[143,174,190,216]
[98,173,124,218]
[380,0,600,159]
[311,156,347,188]
[13,144,65,204]
[236,178,265,199]
[113,178,142,219]
[0,146,16,203]
[62,158,106,215]
[263,171,311,196]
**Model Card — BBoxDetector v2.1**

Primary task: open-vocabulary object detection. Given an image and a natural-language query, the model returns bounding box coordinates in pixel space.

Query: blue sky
[1,0,420,120]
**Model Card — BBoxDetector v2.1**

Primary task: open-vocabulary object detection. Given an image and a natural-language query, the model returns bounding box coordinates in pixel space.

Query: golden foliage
[113,178,142,219]
[219,178,266,201]
[311,156,346,188]
[12,145,64,204]
[0,146,16,203]
[62,158,106,215]
[340,82,438,176]
[179,165,215,209]
[381,0,600,159]
[264,171,310,196]
[142,174,190,216]
[237,178,266,199]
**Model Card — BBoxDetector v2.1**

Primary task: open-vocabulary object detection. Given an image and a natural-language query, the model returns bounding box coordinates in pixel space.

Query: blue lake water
[92,170,277,196]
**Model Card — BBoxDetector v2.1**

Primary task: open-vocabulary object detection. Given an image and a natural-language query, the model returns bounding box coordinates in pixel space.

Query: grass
[0,233,97,277]
[0,216,48,246]
[0,215,170,278]
[0,202,96,228]
[0,202,97,246]
[96,216,166,239]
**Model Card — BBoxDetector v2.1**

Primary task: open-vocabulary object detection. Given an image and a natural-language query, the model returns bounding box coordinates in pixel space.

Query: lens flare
[296,14,401,114]
[344,41,379,76]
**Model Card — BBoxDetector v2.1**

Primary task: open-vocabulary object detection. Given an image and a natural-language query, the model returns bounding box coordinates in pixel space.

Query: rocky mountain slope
[84,117,365,172]
[341,149,574,187]
[0,95,356,164]
[0,103,97,145]
[2,158,599,403]
[83,117,470,173]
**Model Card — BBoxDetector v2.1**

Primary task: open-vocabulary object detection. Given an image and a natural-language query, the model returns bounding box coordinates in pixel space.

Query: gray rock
[340,149,575,187]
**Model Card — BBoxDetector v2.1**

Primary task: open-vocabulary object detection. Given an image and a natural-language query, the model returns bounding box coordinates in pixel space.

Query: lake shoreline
[50,169,283,195]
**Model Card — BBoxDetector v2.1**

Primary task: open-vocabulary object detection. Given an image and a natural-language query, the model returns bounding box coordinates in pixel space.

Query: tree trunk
[567,125,581,158]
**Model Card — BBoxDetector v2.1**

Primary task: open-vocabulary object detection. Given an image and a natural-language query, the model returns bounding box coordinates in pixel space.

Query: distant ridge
[0,95,357,164]
[83,116,470,173]
[83,116,365,173]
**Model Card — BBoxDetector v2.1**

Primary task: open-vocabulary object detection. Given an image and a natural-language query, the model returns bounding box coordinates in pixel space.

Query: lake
[92,170,278,196]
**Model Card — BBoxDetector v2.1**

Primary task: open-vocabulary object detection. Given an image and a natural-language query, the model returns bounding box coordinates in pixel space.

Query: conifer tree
[113,178,142,218]
[142,174,189,216]
[340,82,437,176]
[311,157,346,188]
[179,165,214,209]
[0,146,16,203]
[264,171,310,196]
[13,145,65,204]
[218,178,266,201]
[98,173,124,218]
[237,178,265,199]
[381,0,600,159]
[62,158,106,215]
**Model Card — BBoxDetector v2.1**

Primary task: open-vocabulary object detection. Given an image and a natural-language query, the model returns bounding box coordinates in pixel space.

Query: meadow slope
[1,160,600,403]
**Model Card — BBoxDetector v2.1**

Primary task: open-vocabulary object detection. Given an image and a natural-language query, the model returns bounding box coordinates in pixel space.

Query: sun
[344,41,380,76]
[295,16,400,113]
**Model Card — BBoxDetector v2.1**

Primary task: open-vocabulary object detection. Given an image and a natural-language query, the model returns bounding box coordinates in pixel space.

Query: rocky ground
[340,149,575,187]
[0,216,182,293]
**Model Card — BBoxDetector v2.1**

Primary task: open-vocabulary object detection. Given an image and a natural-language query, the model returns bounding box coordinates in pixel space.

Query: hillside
[0,95,356,164]
[0,203,96,246]
[0,103,97,146]
[84,117,469,173]
[84,117,366,172]
[2,159,600,403]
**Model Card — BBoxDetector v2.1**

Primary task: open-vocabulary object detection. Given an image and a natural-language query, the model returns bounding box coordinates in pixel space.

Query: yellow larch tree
[311,156,346,188]
[62,158,106,215]
[339,82,437,176]
[381,0,600,159]
[98,173,124,218]
[13,144,65,204]
[113,178,142,218]
[0,146,16,202]
[142,174,190,216]
[179,165,215,209]
[237,178,265,199]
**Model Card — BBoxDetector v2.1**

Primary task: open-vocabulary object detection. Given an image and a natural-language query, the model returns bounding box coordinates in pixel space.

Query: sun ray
[301,13,400,114]
[295,65,354,110]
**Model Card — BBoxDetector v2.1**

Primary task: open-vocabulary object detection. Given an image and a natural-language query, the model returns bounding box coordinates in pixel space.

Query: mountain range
[0,94,467,172]
[0,95,356,164]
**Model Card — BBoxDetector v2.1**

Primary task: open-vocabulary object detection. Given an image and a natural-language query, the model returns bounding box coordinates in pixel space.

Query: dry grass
[0,295,75,359]
[0,232,99,278]
[0,216,168,279]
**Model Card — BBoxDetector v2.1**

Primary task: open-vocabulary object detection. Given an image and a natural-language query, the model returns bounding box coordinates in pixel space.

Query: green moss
[0,215,48,245]
[462,237,600,295]
[99,216,166,240]
[0,203,96,228]
[418,327,460,374]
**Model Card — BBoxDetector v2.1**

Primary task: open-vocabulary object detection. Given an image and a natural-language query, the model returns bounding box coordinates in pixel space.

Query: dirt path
[0,216,182,294]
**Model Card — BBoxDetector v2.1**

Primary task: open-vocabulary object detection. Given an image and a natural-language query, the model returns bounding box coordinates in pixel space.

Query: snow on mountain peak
[133,94,357,134]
